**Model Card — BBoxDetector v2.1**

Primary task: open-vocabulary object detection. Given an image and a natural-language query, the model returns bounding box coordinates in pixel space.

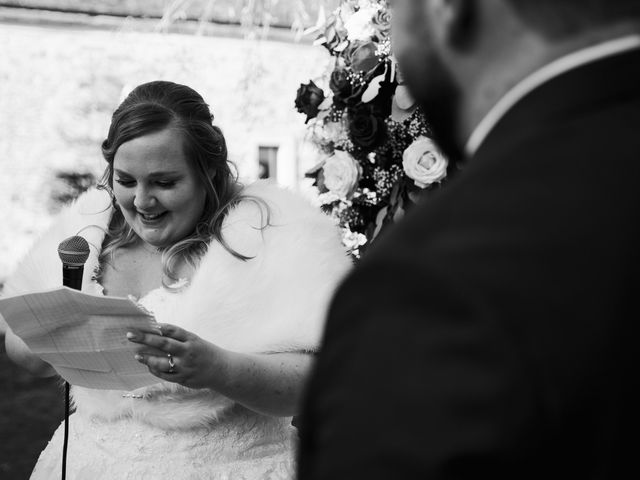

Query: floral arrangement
[295,0,449,259]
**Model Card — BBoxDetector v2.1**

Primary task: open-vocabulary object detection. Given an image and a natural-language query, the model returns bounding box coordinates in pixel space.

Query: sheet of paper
[0,286,162,390]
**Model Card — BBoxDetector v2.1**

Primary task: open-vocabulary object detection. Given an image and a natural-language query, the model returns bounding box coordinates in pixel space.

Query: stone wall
[0,21,330,285]
[0,0,340,27]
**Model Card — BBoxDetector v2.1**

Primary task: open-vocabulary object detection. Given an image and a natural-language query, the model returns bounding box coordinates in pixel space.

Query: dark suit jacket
[298,47,640,479]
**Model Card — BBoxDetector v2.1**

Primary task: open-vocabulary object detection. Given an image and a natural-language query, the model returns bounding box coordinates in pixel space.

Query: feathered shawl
[2,180,351,428]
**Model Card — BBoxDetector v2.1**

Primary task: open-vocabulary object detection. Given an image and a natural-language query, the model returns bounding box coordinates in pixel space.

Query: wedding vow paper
[0,287,162,391]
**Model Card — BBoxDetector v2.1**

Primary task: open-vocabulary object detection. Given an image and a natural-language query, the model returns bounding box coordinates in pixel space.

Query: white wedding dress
[30,284,297,480]
[15,182,351,479]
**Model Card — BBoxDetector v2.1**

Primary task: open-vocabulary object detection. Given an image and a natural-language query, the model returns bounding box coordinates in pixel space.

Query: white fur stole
[2,180,351,428]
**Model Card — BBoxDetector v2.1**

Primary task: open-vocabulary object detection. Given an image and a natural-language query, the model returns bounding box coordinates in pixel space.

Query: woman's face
[113,128,207,249]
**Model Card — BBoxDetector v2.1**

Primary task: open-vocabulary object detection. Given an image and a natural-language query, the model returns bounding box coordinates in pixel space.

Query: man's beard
[400,47,464,164]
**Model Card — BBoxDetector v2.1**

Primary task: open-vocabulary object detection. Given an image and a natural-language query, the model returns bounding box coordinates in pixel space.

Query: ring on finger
[167,353,176,374]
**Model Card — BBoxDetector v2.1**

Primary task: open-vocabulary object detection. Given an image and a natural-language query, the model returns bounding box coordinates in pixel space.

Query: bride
[3,81,351,479]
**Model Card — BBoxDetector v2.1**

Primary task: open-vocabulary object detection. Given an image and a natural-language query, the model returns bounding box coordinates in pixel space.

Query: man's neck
[457,22,640,152]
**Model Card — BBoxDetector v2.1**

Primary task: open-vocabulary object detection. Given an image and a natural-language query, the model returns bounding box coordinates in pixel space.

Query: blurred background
[0,0,338,476]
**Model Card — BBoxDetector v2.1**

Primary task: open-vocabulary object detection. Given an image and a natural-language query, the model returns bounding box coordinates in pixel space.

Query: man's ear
[430,0,477,50]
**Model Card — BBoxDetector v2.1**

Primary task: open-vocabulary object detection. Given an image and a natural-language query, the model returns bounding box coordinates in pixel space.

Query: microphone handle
[60,262,84,480]
[62,264,84,291]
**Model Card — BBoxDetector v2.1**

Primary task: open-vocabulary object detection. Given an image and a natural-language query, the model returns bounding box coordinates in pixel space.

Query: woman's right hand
[4,328,56,378]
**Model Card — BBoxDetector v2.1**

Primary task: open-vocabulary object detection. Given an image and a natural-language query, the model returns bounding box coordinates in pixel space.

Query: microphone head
[58,236,90,266]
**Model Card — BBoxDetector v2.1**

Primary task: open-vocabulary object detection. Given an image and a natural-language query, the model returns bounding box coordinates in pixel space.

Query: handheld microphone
[56,235,90,480]
[57,236,90,291]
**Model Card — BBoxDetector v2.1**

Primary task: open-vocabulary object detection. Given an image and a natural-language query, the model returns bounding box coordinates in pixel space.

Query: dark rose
[330,67,351,97]
[348,105,386,149]
[343,41,380,74]
[295,80,325,123]
[323,13,349,53]
[329,67,365,108]
[371,8,391,41]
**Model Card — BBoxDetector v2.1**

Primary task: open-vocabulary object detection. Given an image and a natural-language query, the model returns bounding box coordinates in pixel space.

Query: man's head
[391,0,640,159]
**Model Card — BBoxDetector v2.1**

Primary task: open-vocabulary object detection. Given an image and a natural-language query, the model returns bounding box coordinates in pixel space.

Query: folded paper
[0,287,162,390]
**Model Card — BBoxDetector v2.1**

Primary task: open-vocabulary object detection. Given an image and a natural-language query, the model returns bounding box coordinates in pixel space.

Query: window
[258,145,279,180]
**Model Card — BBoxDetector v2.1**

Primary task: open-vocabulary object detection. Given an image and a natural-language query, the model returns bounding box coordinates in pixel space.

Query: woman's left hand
[127,324,226,389]
[127,323,313,416]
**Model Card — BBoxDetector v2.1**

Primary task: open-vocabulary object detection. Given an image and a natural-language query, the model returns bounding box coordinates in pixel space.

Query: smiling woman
[113,129,207,251]
[98,81,247,290]
[3,80,351,479]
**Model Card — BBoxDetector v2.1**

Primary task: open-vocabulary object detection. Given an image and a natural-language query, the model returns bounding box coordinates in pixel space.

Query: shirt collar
[465,35,640,157]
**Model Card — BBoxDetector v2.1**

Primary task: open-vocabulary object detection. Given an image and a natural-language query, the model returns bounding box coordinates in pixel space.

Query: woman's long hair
[99,80,265,285]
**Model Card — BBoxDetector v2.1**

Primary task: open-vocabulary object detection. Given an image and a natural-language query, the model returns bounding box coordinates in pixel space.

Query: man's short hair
[505,0,640,38]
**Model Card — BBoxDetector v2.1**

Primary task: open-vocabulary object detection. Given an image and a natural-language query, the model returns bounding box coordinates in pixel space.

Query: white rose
[323,150,361,199]
[342,228,367,251]
[343,6,378,41]
[323,119,345,143]
[402,136,448,188]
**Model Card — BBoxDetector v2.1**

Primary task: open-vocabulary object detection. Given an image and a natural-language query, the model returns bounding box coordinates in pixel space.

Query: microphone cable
[62,381,70,480]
